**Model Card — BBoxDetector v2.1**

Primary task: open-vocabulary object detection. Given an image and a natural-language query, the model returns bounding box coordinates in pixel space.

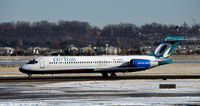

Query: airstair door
[40,58,45,68]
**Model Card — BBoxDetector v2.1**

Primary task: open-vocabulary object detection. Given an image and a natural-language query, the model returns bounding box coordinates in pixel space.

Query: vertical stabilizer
[149,36,182,58]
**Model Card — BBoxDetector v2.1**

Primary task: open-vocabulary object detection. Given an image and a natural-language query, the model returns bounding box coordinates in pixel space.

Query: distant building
[173,45,187,54]
[67,45,78,52]
[140,46,152,55]
[173,45,200,54]
[95,47,106,55]
[28,47,49,55]
[78,45,96,55]
[0,47,15,55]
[106,46,121,55]
[66,45,79,55]
[94,44,121,55]
[48,49,63,55]
[79,47,94,55]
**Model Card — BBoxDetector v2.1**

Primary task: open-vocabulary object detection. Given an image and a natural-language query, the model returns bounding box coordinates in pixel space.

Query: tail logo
[154,43,172,57]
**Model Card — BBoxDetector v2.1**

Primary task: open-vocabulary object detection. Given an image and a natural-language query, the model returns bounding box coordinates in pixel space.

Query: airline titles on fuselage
[53,57,76,62]
[52,57,125,64]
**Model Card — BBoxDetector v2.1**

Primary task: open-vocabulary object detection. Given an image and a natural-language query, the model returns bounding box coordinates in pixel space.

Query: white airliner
[20,36,182,78]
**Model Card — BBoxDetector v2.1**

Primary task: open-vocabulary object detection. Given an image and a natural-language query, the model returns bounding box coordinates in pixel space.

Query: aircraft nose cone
[19,66,28,73]
[19,67,24,72]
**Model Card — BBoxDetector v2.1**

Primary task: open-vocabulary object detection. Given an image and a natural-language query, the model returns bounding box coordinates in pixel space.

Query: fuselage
[19,36,182,77]
[19,55,159,74]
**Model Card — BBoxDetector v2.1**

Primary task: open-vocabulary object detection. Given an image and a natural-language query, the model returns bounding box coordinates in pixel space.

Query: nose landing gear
[27,74,32,78]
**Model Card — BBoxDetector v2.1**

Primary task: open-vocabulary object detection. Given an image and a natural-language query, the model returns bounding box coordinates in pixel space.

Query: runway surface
[1,62,200,105]
[1,79,200,105]
[1,75,200,82]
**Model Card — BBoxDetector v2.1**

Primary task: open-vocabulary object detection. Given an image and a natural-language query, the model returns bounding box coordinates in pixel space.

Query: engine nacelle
[130,59,158,68]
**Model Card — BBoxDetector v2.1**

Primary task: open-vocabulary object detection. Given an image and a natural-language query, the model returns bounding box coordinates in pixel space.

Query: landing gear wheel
[101,73,108,78]
[27,74,32,78]
[111,73,117,77]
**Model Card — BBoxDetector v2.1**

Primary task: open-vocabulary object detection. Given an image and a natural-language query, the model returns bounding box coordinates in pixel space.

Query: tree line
[0,20,200,50]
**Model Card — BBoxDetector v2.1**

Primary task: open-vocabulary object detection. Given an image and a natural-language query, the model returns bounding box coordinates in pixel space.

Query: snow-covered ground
[1,79,200,105]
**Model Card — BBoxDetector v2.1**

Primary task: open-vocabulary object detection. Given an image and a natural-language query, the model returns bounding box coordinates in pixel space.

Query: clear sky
[0,0,199,28]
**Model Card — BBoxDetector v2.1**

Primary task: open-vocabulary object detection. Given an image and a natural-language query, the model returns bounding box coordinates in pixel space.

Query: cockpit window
[27,59,38,64]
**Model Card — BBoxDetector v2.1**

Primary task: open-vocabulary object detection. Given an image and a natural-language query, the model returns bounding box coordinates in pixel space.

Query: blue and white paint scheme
[20,36,182,77]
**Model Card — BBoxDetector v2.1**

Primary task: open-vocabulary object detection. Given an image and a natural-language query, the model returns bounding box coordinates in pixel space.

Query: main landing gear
[101,72,117,78]
[102,72,108,78]
[111,72,117,77]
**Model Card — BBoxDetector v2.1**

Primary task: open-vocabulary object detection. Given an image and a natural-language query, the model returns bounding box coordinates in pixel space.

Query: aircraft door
[40,58,45,68]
